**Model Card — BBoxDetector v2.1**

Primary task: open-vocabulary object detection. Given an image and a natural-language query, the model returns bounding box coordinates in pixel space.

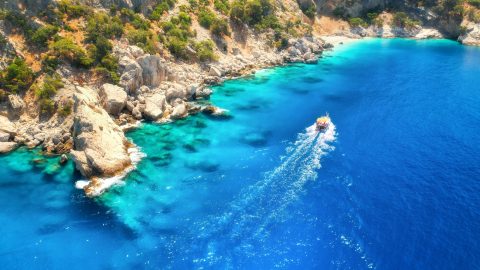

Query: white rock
[99,83,127,115]
[0,142,17,154]
[137,55,167,87]
[0,115,16,135]
[170,102,188,119]
[143,93,166,120]
[70,86,131,178]
[8,94,24,114]
[209,66,222,77]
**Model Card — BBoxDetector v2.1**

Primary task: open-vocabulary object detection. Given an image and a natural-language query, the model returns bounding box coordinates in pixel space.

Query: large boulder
[0,142,17,154]
[0,115,16,136]
[70,86,131,179]
[99,83,127,115]
[170,102,188,119]
[143,93,166,120]
[137,55,167,88]
[166,84,188,102]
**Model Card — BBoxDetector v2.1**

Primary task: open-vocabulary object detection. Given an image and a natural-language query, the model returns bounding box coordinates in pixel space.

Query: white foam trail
[195,123,337,262]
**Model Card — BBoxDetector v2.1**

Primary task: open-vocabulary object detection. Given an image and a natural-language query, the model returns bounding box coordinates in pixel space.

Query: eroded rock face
[118,57,143,94]
[99,83,127,115]
[137,55,166,88]
[70,86,131,178]
[459,23,480,46]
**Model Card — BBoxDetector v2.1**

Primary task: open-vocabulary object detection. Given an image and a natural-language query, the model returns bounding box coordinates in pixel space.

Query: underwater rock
[185,159,219,172]
[240,131,269,147]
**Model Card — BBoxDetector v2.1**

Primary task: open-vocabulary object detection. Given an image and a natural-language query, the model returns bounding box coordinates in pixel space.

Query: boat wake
[193,123,337,265]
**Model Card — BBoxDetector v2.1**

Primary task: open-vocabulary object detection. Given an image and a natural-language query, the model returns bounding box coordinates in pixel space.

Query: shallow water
[1,39,480,269]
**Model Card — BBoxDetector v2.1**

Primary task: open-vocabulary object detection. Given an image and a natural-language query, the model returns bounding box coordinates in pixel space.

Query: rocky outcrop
[99,83,127,115]
[283,37,325,63]
[70,86,132,181]
[459,23,480,46]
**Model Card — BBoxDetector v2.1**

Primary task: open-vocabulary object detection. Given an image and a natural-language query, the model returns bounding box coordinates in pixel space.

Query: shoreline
[0,34,460,197]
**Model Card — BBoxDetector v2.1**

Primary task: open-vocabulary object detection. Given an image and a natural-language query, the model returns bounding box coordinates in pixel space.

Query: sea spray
[74,143,146,196]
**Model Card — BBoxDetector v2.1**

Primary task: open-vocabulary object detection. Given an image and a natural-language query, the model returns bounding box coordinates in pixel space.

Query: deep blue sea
[1,38,480,269]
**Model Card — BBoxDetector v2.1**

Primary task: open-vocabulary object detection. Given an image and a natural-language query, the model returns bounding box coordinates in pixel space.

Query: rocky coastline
[1,0,480,197]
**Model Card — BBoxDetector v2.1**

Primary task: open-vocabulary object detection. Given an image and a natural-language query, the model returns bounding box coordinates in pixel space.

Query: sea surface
[1,38,479,269]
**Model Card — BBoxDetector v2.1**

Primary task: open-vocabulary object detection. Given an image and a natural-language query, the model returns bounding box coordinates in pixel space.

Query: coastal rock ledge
[70,86,133,197]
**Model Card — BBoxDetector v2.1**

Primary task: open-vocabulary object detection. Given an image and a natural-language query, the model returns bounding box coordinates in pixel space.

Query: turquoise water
[1,39,480,269]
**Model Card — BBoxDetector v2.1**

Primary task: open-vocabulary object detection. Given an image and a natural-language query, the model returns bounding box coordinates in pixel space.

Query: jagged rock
[8,94,24,115]
[34,132,46,142]
[166,84,188,102]
[459,24,480,46]
[143,93,166,120]
[195,87,212,99]
[70,86,131,178]
[209,66,222,77]
[126,100,135,112]
[99,83,127,115]
[170,102,188,119]
[132,107,142,119]
[0,115,16,136]
[137,55,166,87]
[119,57,143,94]
[127,45,145,58]
[0,142,17,154]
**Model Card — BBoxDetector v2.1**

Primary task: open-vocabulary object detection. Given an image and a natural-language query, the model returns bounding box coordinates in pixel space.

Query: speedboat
[316,113,330,131]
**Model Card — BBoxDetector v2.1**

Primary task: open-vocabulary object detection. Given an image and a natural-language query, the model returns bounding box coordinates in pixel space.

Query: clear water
[1,38,480,269]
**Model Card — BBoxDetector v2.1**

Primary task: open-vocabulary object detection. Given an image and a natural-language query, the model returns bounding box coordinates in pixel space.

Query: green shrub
[50,37,93,67]
[214,0,230,14]
[349,17,368,28]
[392,12,420,29]
[297,0,316,19]
[150,0,176,20]
[194,40,217,62]
[469,0,480,8]
[29,24,59,48]
[161,13,194,58]
[199,9,216,28]
[120,8,150,30]
[35,74,64,114]
[57,0,90,18]
[41,54,60,73]
[211,18,230,36]
[0,58,35,93]
[58,100,73,117]
[230,0,274,26]
[127,29,156,53]
[85,12,124,42]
